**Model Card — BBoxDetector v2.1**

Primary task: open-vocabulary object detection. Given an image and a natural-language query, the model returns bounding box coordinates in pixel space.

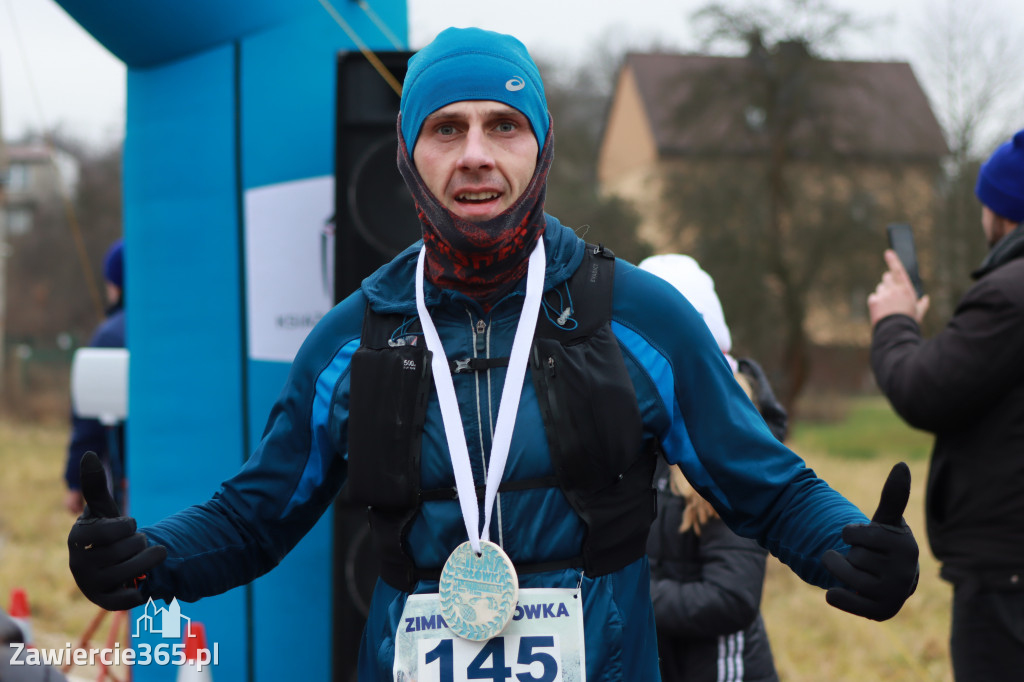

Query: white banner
[244,176,335,362]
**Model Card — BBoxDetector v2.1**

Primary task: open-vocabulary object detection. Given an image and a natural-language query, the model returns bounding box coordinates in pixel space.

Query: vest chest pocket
[347,343,431,509]
[531,326,643,489]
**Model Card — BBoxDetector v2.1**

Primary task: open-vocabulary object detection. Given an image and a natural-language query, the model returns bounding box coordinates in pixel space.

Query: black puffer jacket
[647,459,779,682]
[872,227,1024,580]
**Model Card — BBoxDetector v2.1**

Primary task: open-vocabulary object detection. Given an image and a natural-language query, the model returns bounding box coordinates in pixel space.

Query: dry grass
[0,418,97,637]
[762,454,952,681]
[0,409,952,681]
[0,417,110,680]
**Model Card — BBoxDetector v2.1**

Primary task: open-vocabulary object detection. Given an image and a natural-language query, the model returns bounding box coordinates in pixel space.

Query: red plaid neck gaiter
[397,121,554,311]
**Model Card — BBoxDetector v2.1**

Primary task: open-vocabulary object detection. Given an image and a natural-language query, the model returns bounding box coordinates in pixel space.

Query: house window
[850,192,875,228]
[744,105,766,132]
[849,288,868,321]
[6,207,34,235]
[7,163,30,192]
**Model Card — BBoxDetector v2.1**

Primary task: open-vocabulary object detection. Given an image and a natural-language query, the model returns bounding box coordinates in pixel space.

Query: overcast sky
[0,0,1020,150]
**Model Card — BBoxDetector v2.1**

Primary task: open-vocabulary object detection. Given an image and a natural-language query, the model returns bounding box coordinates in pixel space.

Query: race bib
[393,588,586,682]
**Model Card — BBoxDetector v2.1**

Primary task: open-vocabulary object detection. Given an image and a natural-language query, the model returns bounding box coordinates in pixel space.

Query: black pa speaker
[331,497,379,682]
[334,49,419,302]
[332,49,415,682]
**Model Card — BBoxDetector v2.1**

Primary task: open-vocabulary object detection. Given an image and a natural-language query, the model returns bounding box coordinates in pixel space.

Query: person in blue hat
[869,128,1024,680]
[68,28,919,681]
[63,238,126,515]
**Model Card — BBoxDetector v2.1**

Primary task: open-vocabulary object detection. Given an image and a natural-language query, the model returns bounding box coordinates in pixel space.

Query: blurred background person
[641,253,783,682]
[0,604,67,681]
[869,129,1024,680]
[63,238,126,515]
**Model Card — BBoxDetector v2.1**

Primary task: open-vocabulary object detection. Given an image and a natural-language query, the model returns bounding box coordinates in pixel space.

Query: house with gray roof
[598,48,948,365]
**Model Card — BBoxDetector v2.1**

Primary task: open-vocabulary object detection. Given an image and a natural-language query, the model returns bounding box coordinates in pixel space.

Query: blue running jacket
[140,217,868,681]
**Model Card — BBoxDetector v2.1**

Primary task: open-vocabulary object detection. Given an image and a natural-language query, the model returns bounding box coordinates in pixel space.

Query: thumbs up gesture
[822,462,920,621]
[68,452,167,611]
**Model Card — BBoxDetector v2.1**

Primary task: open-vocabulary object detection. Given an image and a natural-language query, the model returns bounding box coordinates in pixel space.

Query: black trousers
[950,579,1024,680]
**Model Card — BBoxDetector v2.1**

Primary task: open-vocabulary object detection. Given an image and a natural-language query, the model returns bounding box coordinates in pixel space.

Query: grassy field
[0,418,104,679]
[0,396,950,680]
[767,399,950,681]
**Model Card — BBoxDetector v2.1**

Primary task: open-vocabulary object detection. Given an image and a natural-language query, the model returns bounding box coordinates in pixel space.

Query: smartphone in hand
[886,223,924,298]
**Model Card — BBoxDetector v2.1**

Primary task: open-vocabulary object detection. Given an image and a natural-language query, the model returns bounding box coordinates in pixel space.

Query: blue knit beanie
[400,27,549,154]
[976,129,1024,222]
[103,239,124,290]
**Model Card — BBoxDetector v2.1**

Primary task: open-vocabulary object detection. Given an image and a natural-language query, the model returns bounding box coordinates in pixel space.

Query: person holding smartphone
[868,128,1024,680]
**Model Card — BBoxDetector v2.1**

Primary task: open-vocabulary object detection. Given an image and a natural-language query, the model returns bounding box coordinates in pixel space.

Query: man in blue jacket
[63,238,126,515]
[68,27,919,681]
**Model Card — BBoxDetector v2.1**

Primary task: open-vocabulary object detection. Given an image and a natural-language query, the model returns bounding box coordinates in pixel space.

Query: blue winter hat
[103,239,124,290]
[400,27,549,154]
[976,129,1024,222]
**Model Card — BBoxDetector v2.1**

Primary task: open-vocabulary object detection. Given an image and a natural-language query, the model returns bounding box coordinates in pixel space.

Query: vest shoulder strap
[535,243,616,343]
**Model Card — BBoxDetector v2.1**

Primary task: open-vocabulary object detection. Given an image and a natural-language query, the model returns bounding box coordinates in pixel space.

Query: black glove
[68,451,167,611]
[821,462,919,621]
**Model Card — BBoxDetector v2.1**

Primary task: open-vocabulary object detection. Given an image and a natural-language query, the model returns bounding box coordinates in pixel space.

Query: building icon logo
[133,598,195,640]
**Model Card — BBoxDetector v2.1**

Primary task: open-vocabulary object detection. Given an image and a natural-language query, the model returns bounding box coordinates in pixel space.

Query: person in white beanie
[640,254,784,681]
[639,254,736,368]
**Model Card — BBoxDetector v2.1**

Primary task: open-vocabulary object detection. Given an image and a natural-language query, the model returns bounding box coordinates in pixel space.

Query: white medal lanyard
[415,240,546,555]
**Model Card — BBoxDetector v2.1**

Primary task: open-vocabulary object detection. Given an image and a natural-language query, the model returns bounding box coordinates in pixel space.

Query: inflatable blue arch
[54,2,408,679]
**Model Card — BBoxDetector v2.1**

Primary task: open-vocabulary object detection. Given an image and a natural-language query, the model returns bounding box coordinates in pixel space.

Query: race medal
[439,540,519,641]
[416,243,542,643]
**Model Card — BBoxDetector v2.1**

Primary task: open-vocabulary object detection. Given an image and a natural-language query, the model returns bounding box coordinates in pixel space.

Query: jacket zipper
[475,319,487,353]
[471,316,505,546]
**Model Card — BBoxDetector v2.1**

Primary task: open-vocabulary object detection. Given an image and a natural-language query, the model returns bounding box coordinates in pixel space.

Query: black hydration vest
[342,245,657,591]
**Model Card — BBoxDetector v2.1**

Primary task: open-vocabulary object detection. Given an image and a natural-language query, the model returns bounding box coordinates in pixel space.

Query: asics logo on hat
[505,77,525,92]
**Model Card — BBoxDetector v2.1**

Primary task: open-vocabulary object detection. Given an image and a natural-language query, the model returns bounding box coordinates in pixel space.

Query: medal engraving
[439,540,519,641]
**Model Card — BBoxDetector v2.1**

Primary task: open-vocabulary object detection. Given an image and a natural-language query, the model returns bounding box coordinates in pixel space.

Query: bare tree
[538,55,649,263]
[693,0,869,57]
[659,0,943,410]
[916,0,1024,316]
[5,132,122,348]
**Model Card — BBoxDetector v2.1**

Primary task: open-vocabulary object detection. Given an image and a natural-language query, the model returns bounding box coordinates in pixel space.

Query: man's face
[105,282,122,306]
[981,205,1013,247]
[412,100,538,223]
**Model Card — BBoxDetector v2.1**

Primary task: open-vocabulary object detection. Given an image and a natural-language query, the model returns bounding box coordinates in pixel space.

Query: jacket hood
[361,214,586,315]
